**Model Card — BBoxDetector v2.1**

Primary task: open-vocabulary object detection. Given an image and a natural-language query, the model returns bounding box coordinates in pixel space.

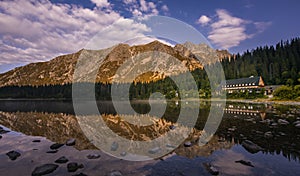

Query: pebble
[32,164,58,176]
[109,170,123,176]
[120,152,127,157]
[66,138,76,146]
[264,131,273,139]
[0,129,10,134]
[169,125,176,130]
[6,151,21,160]
[111,142,119,151]
[87,154,101,159]
[241,140,263,154]
[235,160,254,167]
[46,150,58,154]
[50,143,64,150]
[55,156,69,164]
[72,173,88,176]
[67,162,84,172]
[184,141,192,147]
[148,147,161,154]
[204,163,219,175]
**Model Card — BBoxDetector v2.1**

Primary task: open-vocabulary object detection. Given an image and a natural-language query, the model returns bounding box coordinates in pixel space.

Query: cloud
[208,9,250,49]
[161,5,169,12]
[90,0,110,8]
[123,0,137,4]
[0,0,153,65]
[254,21,272,33]
[198,9,271,50]
[124,0,164,17]
[197,15,211,26]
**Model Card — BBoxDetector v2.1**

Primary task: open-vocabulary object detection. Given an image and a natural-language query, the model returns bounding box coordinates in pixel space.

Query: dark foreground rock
[55,156,69,164]
[184,141,192,147]
[203,163,219,175]
[87,154,101,159]
[32,164,58,176]
[111,142,119,151]
[241,140,263,154]
[6,151,21,160]
[235,160,254,167]
[66,138,76,146]
[50,143,64,150]
[0,129,10,134]
[73,173,88,176]
[109,170,123,176]
[67,162,84,172]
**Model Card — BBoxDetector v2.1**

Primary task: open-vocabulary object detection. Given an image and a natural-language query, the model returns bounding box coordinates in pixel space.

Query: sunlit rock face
[0,41,230,86]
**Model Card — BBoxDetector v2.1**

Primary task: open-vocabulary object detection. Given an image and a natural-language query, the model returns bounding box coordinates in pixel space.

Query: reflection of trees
[0,111,96,150]
[217,110,300,162]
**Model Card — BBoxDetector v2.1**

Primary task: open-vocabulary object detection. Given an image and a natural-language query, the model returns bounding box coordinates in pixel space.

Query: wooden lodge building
[220,76,265,94]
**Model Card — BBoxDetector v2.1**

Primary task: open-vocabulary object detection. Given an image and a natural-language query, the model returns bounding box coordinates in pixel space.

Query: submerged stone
[55,156,69,164]
[66,138,76,146]
[6,151,21,160]
[50,143,64,150]
[241,140,263,154]
[32,164,58,176]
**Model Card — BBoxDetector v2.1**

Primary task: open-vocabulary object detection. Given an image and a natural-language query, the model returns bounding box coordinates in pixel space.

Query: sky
[0,0,299,73]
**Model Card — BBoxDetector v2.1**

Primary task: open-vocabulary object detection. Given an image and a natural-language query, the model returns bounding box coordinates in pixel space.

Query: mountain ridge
[0,41,232,87]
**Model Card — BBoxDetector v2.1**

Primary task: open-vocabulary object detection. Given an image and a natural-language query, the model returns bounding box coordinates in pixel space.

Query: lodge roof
[225,76,260,85]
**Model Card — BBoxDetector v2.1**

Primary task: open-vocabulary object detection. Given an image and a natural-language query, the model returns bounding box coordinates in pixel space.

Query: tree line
[0,37,299,99]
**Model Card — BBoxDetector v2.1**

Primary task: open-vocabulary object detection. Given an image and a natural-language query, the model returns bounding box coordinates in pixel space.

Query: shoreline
[0,98,299,106]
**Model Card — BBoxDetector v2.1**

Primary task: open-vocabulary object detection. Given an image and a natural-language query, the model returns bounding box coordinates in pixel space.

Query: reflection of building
[223,103,267,120]
[220,76,265,94]
[264,85,281,96]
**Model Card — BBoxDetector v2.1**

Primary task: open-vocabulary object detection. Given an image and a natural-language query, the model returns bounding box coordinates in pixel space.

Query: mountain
[0,41,231,87]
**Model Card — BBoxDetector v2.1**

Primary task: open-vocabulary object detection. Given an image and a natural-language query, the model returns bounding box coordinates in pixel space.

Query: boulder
[241,140,263,154]
[32,164,58,176]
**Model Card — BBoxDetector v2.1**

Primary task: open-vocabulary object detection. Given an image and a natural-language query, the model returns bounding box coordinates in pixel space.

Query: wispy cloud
[197,15,211,26]
[0,0,154,65]
[123,0,168,17]
[90,0,110,8]
[197,9,271,50]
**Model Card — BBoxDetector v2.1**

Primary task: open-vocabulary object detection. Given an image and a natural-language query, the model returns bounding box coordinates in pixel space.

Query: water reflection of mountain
[0,100,300,162]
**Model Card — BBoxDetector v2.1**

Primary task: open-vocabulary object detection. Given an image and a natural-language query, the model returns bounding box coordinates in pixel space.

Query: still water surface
[0,100,300,175]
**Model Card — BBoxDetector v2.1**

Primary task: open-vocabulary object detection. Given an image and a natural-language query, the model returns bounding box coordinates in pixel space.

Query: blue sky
[0,0,299,73]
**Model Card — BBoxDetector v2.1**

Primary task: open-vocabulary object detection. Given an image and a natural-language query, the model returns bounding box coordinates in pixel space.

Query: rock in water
[241,140,263,154]
[109,170,123,176]
[55,156,69,164]
[6,151,21,160]
[203,163,219,175]
[278,119,289,125]
[50,143,64,150]
[184,141,192,147]
[32,164,58,176]
[148,147,161,154]
[66,138,76,146]
[111,142,119,151]
[87,154,101,159]
[46,150,58,154]
[72,173,88,176]
[0,129,10,134]
[67,162,84,172]
[235,160,254,167]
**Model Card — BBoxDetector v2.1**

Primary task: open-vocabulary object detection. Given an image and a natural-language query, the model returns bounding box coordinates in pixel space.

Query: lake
[0,100,300,175]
